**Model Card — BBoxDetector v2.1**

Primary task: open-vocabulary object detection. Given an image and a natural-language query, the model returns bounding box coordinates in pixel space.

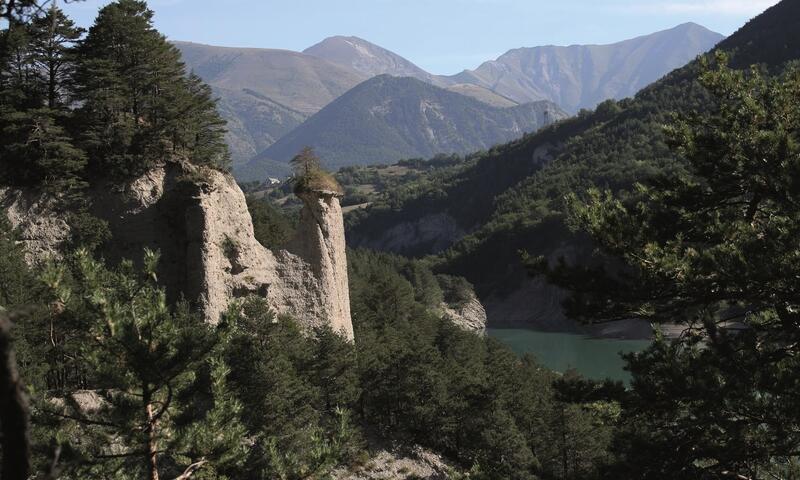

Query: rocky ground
[331,445,460,480]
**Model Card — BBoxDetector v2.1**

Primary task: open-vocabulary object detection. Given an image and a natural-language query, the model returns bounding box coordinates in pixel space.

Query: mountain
[175,41,367,114]
[304,35,440,84]
[212,87,307,167]
[175,39,509,167]
[444,84,518,107]
[346,1,798,333]
[303,36,516,107]
[449,23,724,113]
[177,24,721,169]
[174,41,367,165]
[240,75,566,178]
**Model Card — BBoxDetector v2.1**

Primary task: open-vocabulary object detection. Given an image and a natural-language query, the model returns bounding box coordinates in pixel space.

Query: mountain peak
[673,21,708,30]
[304,35,437,82]
[666,22,723,39]
[241,75,566,177]
[448,23,725,113]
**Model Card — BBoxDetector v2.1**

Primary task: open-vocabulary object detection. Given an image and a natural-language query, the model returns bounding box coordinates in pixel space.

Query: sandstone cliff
[0,161,354,340]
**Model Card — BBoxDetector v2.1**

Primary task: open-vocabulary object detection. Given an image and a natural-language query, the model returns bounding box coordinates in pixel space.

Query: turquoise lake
[487,329,650,382]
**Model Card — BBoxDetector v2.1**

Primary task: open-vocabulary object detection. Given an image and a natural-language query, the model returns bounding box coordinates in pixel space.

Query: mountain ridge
[176,23,724,174]
[240,75,566,179]
[344,3,795,333]
[447,22,724,112]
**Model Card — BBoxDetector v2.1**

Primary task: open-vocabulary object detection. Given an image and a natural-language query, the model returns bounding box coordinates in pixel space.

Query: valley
[2,0,798,479]
[176,23,724,179]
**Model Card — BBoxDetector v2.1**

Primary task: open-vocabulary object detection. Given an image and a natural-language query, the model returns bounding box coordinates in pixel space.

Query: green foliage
[247,196,295,251]
[0,217,53,387]
[0,7,86,194]
[348,248,614,480]
[223,297,361,479]
[74,0,229,175]
[543,57,800,478]
[1,0,231,192]
[290,147,343,195]
[1,3,626,479]
[2,197,617,480]
[0,107,87,194]
[1,1,231,261]
[0,219,36,310]
[436,274,473,308]
[19,249,247,479]
[29,6,83,109]
[347,2,800,301]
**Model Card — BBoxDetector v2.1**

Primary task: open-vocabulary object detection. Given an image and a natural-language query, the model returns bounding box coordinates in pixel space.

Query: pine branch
[170,459,208,480]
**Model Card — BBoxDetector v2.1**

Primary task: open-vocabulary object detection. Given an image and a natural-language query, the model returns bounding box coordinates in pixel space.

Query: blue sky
[62,0,780,75]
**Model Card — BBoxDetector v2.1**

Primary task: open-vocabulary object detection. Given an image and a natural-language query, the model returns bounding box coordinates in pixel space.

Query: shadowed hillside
[241,75,566,178]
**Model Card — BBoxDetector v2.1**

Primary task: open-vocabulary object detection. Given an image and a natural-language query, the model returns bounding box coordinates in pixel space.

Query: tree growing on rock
[290,146,343,195]
[74,0,229,175]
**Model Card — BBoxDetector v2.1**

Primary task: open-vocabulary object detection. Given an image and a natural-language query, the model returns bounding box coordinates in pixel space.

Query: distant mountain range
[239,75,566,178]
[174,41,369,166]
[449,23,723,113]
[345,2,796,333]
[175,23,724,178]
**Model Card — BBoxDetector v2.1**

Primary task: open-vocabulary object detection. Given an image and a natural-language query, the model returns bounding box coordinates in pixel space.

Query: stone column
[292,189,354,341]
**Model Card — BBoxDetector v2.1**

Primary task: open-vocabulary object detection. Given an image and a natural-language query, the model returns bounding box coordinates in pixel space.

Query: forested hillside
[0,2,621,479]
[3,0,800,479]
[347,0,800,331]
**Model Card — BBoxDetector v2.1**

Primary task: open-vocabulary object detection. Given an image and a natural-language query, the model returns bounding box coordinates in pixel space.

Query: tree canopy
[540,54,800,479]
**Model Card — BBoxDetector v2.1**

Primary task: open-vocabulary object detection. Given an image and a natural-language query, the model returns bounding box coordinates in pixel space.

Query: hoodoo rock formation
[1,160,355,341]
[289,190,353,339]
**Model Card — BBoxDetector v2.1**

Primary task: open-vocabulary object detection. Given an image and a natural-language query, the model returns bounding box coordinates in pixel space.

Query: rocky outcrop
[0,189,69,264]
[331,445,457,480]
[441,293,487,333]
[287,190,353,339]
[0,161,354,340]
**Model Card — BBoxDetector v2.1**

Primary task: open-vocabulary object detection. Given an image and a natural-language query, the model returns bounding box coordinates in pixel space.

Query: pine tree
[0,107,87,192]
[173,73,230,170]
[75,0,230,175]
[0,23,39,108]
[29,5,83,109]
[290,146,321,178]
[0,5,87,194]
[33,249,247,479]
[538,54,800,478]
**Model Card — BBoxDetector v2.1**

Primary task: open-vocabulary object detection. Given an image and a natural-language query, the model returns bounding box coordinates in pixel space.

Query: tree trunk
[48,64,57,109]
[143,388,160,480]
[0,314,31,480]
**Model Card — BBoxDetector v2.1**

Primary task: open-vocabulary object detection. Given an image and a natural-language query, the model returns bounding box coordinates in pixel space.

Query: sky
[61,0,781,75]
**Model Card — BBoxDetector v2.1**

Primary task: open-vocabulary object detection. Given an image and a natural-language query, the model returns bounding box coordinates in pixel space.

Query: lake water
[487,329,650,382]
